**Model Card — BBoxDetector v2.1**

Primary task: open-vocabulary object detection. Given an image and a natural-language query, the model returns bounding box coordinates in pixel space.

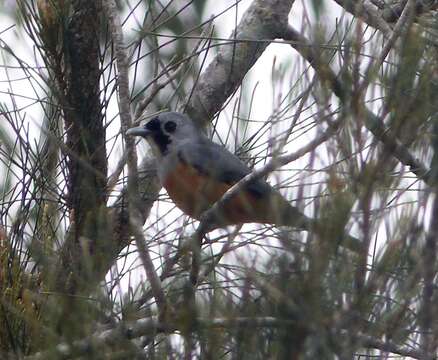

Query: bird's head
[127,112,200,156]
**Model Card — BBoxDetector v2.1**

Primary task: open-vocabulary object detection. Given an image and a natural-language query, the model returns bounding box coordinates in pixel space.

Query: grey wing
[178,140,274,198]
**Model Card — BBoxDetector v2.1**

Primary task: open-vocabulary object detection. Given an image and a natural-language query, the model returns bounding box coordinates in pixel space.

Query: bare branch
[334,0,438,28]
[51,0,108,293]
[185,0,296,126]
[103,0,168,319]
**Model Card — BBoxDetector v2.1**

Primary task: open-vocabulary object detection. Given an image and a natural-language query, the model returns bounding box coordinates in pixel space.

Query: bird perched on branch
[126,111,315,233]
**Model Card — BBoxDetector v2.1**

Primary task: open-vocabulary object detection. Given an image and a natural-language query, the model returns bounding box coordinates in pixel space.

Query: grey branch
[27,316,433,360]
[103,0,168,317]
[334,0,438,29]
[185,0,296,126]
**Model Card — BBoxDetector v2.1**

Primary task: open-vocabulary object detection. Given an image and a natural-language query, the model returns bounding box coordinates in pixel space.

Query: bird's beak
[126,126,150,137]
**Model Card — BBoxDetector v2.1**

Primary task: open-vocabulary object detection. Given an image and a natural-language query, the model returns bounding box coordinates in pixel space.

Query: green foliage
[0,236,42,354]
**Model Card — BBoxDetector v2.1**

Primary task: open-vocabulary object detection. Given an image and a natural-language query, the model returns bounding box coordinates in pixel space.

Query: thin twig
[283,26,431,186]
[357,0,416,94]
[192,116,361,248]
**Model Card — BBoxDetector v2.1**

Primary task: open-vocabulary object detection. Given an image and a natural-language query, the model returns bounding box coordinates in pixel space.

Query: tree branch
[334,0,438,28]
[103,0,169,319]
[185,0,296,126]
[283,26,431,186]
[27,316,434,360]
[50,0,108,294]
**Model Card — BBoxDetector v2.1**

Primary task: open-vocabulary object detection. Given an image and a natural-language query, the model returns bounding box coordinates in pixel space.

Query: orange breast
[163,162,273,226]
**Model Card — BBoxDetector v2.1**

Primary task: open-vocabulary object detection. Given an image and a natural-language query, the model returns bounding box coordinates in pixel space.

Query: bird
[126,111,314,233]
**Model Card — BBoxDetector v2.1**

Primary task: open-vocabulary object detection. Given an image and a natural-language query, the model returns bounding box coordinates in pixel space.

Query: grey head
[126,112,202,157]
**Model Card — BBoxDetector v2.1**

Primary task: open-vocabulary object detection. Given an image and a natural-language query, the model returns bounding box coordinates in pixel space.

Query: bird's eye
[164,121,177,133]
[146,117,160,131]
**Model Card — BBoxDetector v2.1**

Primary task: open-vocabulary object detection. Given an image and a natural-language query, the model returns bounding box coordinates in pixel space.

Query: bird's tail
[274,203,312,231]
[273,201,362,253]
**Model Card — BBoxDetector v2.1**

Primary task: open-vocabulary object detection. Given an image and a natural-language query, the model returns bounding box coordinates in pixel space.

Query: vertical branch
[63,0,107,236]
[103,0,169,319]
[420,77,438,354]
[36,0,110,293]
[420,195,438,353]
